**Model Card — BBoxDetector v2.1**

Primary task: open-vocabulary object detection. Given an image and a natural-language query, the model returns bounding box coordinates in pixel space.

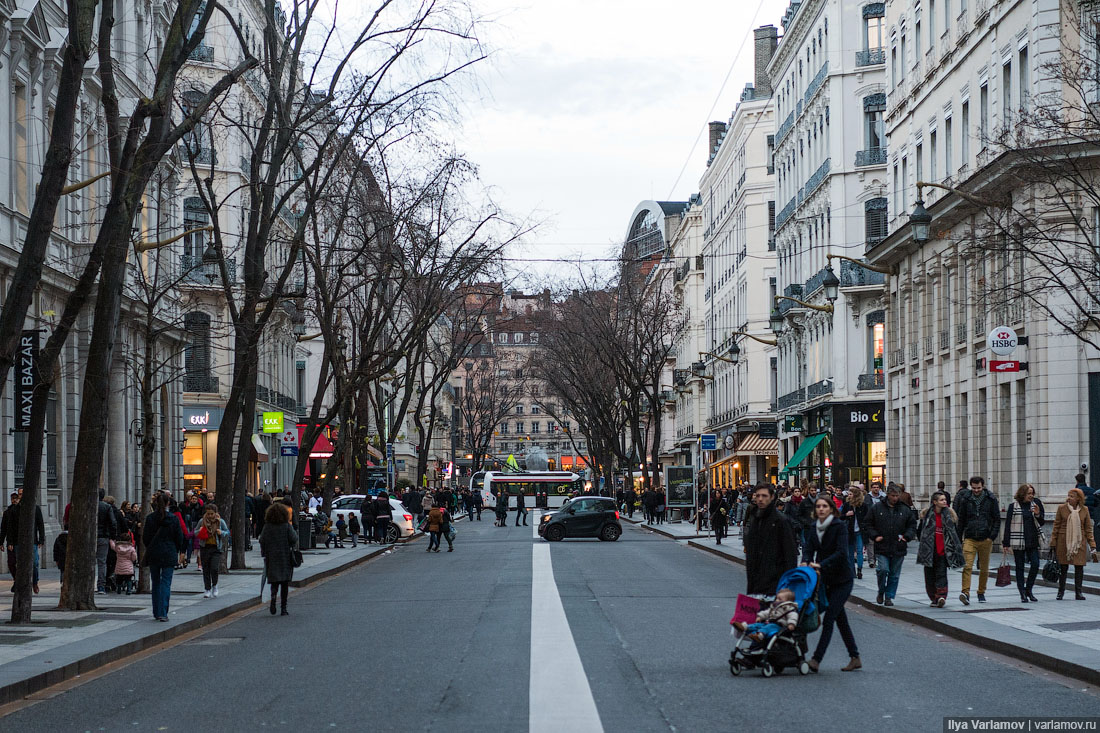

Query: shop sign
[986,326,1018,356]
[183,406,224,430]
[758,422,778,438]
[280,428,298,456]
[262,411,284,433]
[723,435,735,449]
[989,360,1020,373]
[845,408,882,424]
[783,416,803,432]
[13,330,40,432]
[665,465,695,507]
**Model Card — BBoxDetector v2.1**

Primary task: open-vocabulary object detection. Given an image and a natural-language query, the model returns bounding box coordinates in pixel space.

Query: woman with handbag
[1002,484,1045,603]
[916,491,965,607]
[1050,488,1097,600]
[142,494,186,622]
[259,503,299,615]
[196,504,230,599]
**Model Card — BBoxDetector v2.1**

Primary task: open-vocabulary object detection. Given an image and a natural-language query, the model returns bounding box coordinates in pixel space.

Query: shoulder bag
[1041,548,1062,583]
[995,557,1013,587]
[291,529,303,568]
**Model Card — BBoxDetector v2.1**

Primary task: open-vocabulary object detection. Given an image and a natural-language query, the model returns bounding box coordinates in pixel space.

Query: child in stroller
[729,566,821,677]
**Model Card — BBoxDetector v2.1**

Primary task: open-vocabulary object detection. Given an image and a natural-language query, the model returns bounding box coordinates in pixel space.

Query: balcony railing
[804,265,832,297]
[181,254,237,285]
[804,61,829,107]
[184,375,220,393]
[777,283,804,315]
[939,329,950,350]
[855,147,887,167]
[777,388,806,411]
[839,259,886,287]
[807,379,833,400]
[855,48,885,67]
[776,111,795,147]
[956,322,967,344]
[857,372,885,390]
[188,45,214,62]
[775,196,798,230]
[805,158,831,198]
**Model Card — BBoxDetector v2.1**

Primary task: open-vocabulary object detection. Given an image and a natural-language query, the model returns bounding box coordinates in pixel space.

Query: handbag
[445,526,456,542]
[291,532,303,568]
[1041,548,1062,583]
[995,559,1012,587]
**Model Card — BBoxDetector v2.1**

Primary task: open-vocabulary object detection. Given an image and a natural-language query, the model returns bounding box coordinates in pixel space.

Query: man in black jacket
[743,484,798,594]
[953,476,1001,604]
[866,485,917,606]
[1,492,46,593]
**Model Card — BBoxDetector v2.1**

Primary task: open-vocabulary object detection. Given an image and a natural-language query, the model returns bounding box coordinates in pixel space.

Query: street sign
[986,326,1019,356]
[386,442,394,459]
[262,411,283,433]
[280,428,298,456]
[700,433,717,451]
[281,446,298,456]
[665,465,695,508]
[989,360,1021,373]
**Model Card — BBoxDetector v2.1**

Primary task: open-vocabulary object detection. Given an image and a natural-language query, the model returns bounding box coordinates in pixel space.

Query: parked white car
[311,494,415,542]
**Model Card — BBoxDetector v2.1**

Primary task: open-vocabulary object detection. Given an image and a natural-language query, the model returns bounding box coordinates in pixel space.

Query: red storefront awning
[297,424,336,459]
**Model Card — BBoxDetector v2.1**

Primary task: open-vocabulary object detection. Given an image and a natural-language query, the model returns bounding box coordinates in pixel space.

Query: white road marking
[532,510,541,539]
[529,541,604,733]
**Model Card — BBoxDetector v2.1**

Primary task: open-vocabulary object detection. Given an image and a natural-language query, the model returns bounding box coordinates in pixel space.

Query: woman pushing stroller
[732,587,799,641]
[801,495,861,673]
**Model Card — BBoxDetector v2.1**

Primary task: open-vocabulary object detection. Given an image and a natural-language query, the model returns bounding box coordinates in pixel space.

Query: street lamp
[821,265,840,303]
[909,195,932,243]
[769,307,785,335]
[201,242,220,283]
[727,341,740,364]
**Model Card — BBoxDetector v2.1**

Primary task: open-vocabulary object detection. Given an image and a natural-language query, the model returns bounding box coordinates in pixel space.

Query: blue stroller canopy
[774,566,819,608]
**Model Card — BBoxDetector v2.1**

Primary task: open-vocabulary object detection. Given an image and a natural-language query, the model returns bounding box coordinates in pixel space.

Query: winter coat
[1079,483,1099,524]
[372,498,393,522]
[866,500,917,558]
[1051,503,1097,566]
[915,507,965,568]
[743,500,798,595]
[421,494,434,512]
[953,489,1001,542]
[0,503,45,546]
[1002,499,1046,551]
[259,522,299,584]
[708,496,727,527]
[142,512,186,568]
[97,500,119,539]
[196,518,231,553]
[110,540,138,576]
[426,507,444,533]
[801,520,853,588]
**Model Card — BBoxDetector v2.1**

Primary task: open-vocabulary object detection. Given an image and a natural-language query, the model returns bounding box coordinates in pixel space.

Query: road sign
[700,433,717,451]
[281,446,298,456]
[986,326,1019,356]
[386,442,394,459]
[989,360,1021,372]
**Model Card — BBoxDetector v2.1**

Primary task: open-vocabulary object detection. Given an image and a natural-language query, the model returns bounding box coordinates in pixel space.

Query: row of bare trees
[8,0,516,622]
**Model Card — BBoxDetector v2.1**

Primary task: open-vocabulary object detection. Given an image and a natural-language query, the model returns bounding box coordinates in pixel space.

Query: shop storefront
[778,402,886,486]
[734,432,779,484]
[182,406,223,495]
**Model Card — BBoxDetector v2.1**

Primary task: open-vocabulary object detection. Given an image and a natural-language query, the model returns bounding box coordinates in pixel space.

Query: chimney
[754,25,779,97]
[708,121,727,162]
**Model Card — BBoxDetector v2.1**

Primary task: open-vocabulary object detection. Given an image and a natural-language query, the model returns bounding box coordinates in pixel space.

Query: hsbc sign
[986,326,1018,356]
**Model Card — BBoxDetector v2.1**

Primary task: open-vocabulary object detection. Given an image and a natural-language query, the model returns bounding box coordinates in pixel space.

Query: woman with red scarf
[915,491,964,606]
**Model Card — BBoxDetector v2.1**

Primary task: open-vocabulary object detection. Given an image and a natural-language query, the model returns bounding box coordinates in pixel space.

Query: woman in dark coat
[143,494,186,622]
[916,491,964,606]
[259,502,299,616]
[802,496,861,673]
[743,485,797,595]
[1001,484,1045,603]
[709,490,727,545]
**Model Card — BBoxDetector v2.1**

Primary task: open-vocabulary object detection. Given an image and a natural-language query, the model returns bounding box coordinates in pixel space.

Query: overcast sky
[455,0,793,285]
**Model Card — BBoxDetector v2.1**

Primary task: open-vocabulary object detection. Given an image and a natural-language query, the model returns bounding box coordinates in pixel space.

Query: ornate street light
[909,195,932,244]
[822,265,840,303]
[769,307,785,335]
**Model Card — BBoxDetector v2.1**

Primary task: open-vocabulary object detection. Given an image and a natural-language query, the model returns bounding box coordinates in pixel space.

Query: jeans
[850,533,864,571]
[923,553,948,601]
[961,538,993,594]
[96,538,110,591]
[875,554,905,599]
[199,547,220,590]
[428,531,441,550]
[814,580,859,662]
[515,507,527,526]
[375,518,390,543]
[11,545,39,584]
[1013,548,1040,595]
[149,564,174,619]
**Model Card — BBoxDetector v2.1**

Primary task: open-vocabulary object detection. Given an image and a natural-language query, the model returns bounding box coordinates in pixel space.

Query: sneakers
[884,598,894,606]
[203,590,212,599]
[959,592,970,606]
[212,585,219,598]
[977,593,986,603]
[936,597,946,608]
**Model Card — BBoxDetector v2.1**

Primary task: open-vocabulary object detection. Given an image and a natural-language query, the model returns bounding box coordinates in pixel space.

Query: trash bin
[298,518,315,549]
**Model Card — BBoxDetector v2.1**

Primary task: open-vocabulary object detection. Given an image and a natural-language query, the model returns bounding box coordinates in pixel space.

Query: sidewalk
[0,533,414,706]
[632,520,1100,685]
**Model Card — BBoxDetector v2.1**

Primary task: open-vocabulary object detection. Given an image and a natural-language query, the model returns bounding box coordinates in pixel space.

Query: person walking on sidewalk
[515,491,528,526]
[802,496,861,673]
[259,503,298,616]
[841,487,871,579]
[426,503,452,552]
[916,491,964,607]
[743,484,798,595]
[143,494,186,622]
[1051,488,1097,600]
[1078,473,1099,538]
[1,493,45,594]
[954,476,1001,605]
[710,491,727,545]
[372,492,393,544]
[866,485,917,606]
[196,504,229,599]
[624,486,638,519]
[1002,484,1045,603]
[472,487,483,520]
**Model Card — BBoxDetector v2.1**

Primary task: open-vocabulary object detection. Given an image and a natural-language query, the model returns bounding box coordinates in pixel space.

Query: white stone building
[868,0,1090,503]
[768,0,891,487]
[668,197,707,473]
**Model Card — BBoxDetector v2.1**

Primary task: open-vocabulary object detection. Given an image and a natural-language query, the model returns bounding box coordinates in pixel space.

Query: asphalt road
[4,514,1098,733]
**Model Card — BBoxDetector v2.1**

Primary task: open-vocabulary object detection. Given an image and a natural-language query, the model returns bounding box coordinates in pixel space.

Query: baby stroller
[728,566,822,677]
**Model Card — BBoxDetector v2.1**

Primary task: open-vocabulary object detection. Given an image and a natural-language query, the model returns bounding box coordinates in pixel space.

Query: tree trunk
[10,383,50,623]
[137,332,157,594]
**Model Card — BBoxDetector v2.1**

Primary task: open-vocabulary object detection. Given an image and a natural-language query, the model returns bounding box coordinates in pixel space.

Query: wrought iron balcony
[839,259,886,287]
[189,45,214,62]
[855,48,885,67]
[777,388,806,411]
[184,375,220,393]
[803,61,829,106]
[855,147,887,167]
[807,379,833,400]
[775,196,798,230]
[857,372,885,391]
[775,111,795,146]
[777,284,803,315]
[805,158,831,198]
[181,254,237,285]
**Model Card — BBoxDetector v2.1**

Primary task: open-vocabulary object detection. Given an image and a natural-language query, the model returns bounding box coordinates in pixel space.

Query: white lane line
[532,509,541,539]
[530,542,604,733]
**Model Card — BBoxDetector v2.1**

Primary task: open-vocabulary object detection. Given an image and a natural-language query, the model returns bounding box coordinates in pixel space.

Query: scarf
[815,513,834,543]
[1007,502,1027,551]
[934,511,945,555]
[1066,505,1084,558]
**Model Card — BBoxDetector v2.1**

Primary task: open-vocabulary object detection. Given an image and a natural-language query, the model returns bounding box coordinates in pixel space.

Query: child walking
[109,534,138,594]
[348,514,360,547]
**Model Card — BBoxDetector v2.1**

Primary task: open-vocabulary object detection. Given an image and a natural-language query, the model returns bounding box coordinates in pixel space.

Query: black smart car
[538,496,622,541]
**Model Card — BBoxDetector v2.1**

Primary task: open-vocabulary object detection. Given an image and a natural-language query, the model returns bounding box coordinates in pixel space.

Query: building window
[184,312,213,389]
[530,332,539,343]
[1018,46,1029,110]
[915,142,923,185]
[180,89,208,159]
[531,405,540,414]
[183,197,209,258]
[514,333,524,344]
[499,332,509,344]
[944,116,953,174]
[865,198,888,245]
[961,100,970,162]
[515,404,524,414]
[928,0,936,49]
[1002,61,1012,121]
[499,423,508,434]
[14,83,28,214]
[516,422,524,434]
[979,83,989,145]
[531,422,540,434]
[768,201,776,250]
[929,130,938,181]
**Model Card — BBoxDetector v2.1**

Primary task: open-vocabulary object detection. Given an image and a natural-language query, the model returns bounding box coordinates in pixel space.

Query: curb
[0,544,390,707]
[686,540,1100,687]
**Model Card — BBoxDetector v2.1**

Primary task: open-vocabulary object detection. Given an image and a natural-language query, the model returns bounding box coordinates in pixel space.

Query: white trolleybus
[471,470,584,509]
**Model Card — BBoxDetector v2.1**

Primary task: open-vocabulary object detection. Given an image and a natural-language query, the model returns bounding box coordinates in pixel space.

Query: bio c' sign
[262,411,284,433]
[986,326,1018,356]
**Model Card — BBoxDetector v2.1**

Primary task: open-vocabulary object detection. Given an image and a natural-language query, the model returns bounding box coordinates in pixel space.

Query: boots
[270,596,277,615]
[842,657,862,672]
[281,604,289,616]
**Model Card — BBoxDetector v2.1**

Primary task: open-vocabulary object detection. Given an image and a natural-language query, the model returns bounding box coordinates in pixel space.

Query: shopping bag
[995,560,1012,587]
[730,594,761,626]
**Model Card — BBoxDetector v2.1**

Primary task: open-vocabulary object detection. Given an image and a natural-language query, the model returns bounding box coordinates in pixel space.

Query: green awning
[781,433,827,473]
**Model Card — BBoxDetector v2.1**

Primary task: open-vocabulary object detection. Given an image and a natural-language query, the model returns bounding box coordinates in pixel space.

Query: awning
[735,433,778,456]
[781,433,827,473]
[366,443,382,460]
[298,424,335,458]
[250,434,270,463]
